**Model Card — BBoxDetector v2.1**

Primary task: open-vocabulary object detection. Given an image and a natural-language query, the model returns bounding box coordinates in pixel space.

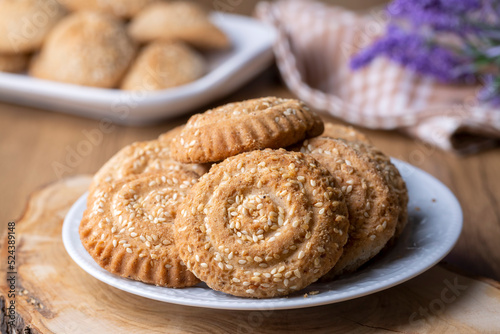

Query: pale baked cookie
[128,1,230,50]
[170,97,324,163]
[296,137,405,278]
[322,122,371,144]
[30,11,135,88]
[0,54,29,73]
[80,172,200,287]
[174,149,349,298]
[121,41,206,91]
[59,0,154,18]
[0,0,66,54]
[91,139,209,192]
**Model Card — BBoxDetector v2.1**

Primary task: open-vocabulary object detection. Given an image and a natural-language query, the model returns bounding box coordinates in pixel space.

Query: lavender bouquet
[350,0,500,105]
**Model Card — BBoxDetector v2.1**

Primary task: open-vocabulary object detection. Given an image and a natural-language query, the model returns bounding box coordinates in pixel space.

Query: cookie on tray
[60,0,154,18]
[80,172,200,287]
[0,53,28,73]
[174,149,349,298]
[0,0,66,54]
[128,1,230,50]
[295,137,406,278]
[169,97,324,163]
[91,139,208,192]
[322,122,371,144]
[30,11,135,88]
[121,41,206,91]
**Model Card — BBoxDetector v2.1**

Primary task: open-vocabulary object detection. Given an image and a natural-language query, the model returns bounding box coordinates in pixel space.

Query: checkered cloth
[256,0,500,153]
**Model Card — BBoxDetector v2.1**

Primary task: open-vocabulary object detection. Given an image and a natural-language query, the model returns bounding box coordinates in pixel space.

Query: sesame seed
[238,260,247,265]
[126,248,132,253]
[246,289,255,294]
[298,251,305,259]
[200,263,208,268]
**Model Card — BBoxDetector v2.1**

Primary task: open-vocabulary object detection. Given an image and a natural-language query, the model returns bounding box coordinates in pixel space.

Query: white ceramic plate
[62,159,462,310]
[0,13,276,125]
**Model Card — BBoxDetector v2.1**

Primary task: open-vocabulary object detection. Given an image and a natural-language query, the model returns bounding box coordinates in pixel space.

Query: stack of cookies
[0,0,229,90]
[80,96,408,298]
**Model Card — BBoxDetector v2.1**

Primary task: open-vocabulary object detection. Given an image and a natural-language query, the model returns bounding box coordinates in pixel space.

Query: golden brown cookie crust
[0,0,66,54]
[91,139,208,192]
[296,137,401,278]
[0,53,28,73]
[174,149,349,298]
[350,141,408,242]
[128,1,230,50]
[30,11,135,88]
[170,97,324,163]
[322,122,371,144]
[80,172,200,287]
[121,41,206,91]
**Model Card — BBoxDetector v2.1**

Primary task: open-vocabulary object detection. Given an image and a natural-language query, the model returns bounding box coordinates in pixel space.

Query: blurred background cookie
[59,0,155,19]
[30,11,136,88]
[0,0,66,54]
[0,53,29,73]
[128,1,230,50]
[121,41,206,91]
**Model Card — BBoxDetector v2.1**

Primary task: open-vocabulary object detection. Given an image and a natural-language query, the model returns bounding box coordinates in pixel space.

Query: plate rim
[62,159,463,310]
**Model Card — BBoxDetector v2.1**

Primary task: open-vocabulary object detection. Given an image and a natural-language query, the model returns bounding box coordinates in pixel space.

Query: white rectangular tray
[0,13,276,125]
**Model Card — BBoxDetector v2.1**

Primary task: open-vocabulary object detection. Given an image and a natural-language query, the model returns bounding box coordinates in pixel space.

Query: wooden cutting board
[1,176,499,333]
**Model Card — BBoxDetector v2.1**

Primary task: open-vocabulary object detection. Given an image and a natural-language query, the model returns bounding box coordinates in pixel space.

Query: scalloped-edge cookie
[80,172,200,287]
[59,0,154,18]
[170,97,324,163]
[295,137,406,278]
[91,139,209,192]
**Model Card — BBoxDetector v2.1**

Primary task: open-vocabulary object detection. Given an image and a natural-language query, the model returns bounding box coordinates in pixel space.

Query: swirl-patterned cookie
[174,149,349,298]
[91,139,208,192]
[121,41,206,91]
[128,1,230,50]
[80,172,200,287]
[322,122,371,144]
[296,137,405,278]
[170,97,324,163]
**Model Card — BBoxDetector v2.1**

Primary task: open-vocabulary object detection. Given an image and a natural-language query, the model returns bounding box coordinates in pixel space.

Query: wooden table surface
[0,0,499,332]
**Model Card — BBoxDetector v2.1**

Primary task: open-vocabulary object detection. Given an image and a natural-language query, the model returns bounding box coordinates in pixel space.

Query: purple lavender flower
[388,0,481,32]
[350,25,469,82]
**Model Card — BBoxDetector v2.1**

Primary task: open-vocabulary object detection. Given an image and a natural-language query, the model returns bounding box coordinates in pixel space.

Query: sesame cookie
[121,41,206,91]
[170,97,324,163]
[128,1,230,50]
[30,11,135,88]
[296,137,403,278]
[322,122,371,144]
[174,149,349,298]
[59,0,154,18]
[0,54,28,73]
[91,139,208,192]
[351,141,408,242]
[80,172,200,287]
[0,0,66,54]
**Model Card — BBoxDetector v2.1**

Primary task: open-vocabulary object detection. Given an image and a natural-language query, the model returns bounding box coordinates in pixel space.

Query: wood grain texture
[1,176,499,334]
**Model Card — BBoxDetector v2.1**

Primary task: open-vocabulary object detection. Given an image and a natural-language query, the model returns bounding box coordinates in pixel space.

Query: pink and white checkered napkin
[256,0,500,153]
